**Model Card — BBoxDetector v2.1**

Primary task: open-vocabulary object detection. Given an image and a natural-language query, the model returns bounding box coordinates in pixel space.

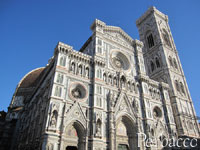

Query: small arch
[180,82,185,94]
[78,64,83,75]
[151,129,155,137]
[85,67,89,78]
[150,61,155,72]
[168,56,173,67]
[103,73,107,82]
[108,75,112,84]
[113,76,117,86]
[175,80,180,92]
[65,121,86,150]
[96,119,102,137]
[57,73,63,84]
[162,29,171,47]
[120,76,126,88]
[127,81,130,90]
[155,57,161,68]
[116,115,137,150]
[54,86,62,97]
[173,58,178,69]
[59,56,66,66]
[70,62,76,73]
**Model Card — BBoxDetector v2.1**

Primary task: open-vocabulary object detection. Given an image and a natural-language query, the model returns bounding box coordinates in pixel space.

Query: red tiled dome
[19,67,44,88]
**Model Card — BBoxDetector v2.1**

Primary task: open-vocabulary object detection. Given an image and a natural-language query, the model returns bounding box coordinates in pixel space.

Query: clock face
[110,50,130,71]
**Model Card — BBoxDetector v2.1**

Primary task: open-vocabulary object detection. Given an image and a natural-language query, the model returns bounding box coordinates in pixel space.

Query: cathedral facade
[4,7,200,150]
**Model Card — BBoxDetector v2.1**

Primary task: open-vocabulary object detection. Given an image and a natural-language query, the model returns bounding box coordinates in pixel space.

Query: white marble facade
[7,6,200,150]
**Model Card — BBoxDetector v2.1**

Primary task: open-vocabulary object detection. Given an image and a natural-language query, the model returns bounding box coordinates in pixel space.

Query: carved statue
[50,110,58,128]
[96,120,101,137]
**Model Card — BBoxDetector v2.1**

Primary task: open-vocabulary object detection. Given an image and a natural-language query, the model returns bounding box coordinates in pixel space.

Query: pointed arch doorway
[65,121,85,150]
[116,115,137,150]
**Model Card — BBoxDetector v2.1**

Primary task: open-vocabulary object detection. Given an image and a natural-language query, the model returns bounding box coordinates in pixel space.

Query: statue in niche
[135,100,139,112]
[109,92,114,107]
[50,110,58,128]
[96,119,102,137]
[85,68,89,77]
[78,65,82,75]
[71,63,75,73]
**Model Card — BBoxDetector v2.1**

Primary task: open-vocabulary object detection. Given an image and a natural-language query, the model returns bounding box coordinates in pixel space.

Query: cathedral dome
[18,67,44,88]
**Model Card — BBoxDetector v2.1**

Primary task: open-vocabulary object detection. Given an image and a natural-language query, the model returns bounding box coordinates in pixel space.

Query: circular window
[69,82,88,101]
[110,50,130,71]
[153,106,162,118]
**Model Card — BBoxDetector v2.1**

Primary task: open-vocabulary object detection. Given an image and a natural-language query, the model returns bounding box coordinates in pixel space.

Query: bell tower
[136,7,200,138]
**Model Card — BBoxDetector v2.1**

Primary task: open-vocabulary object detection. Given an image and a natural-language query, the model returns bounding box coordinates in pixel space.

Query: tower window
[150,61,155,72]
[180,82,185,94]
[147,33,155,48]
[168,56,173,67]
[173,58,178,69]
[162,30,171,47]
[155,57,160,68]
[175,80,180,92]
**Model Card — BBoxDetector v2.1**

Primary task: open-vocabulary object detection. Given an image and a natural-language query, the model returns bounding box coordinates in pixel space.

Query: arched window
[127,81,130,89]
[85,67,89,77]
[155,57,160,68]
[96,97,102,107]
[59,56,66,66]
[150,61,155,72]
[162,29,171,47]
[78,65,82,75]
[108,75,112,84]
[70,62,76,73]
[146,33,155,48]
[113,77,117,86]
[168,56,173,67]
[54,86,62,97]
[56,73,63,84]
[96,69,102,79]
[97,70,99,78]
[180,82,185,94]
[99,69,102,79]
[175,80,180,92]
[173,58,178,69]
[120,76,126,87]
[103,73,107,82]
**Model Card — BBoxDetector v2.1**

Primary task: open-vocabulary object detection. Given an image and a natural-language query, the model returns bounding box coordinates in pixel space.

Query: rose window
[153,106,162,119]
[69,82,88,101]
[72,88,81,98]
[110,50,130,71]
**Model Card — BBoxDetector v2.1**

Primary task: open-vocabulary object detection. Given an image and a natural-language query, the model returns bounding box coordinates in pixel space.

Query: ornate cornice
[91,19,134,44]
[136,6,168,26]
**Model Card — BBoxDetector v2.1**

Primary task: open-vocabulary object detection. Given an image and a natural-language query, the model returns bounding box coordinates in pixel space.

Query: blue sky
[0,0,200,119]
